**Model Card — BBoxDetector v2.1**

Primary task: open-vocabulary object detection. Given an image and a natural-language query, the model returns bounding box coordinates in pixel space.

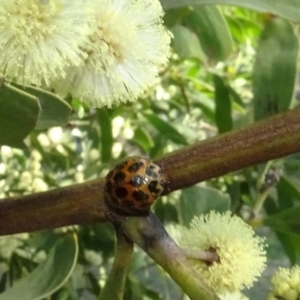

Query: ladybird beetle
[105,157,164,216]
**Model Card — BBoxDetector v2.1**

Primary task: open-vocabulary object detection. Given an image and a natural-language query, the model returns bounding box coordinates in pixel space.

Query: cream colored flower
[267,266,300,300]
[0,234,28,259]
[220,293,249,300]
[179,211,267,295]
[165,223,183,244]
[53,0,171,107]
[0,0,92,86]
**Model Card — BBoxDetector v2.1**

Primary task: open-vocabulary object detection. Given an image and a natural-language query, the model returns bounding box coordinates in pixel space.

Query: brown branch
[158,106,300,192]
[0,179,108,235]
[0,107,300,235]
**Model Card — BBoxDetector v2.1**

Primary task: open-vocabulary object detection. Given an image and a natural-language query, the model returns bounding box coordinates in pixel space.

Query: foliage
[1,1,300,299]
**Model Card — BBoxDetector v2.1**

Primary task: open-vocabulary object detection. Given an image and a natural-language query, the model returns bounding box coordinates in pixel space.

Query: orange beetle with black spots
[105,157,164,216]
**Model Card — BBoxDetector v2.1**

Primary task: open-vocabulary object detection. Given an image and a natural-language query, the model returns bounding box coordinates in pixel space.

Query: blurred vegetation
[1,2,300,299]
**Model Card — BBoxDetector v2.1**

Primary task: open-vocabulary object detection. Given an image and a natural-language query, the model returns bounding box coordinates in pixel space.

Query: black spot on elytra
[131,175,144,187]
[113,172,126,183]
[128,161,144,173]
[145,167,157,178]
[148,180,162,195]
[116,161,128,169]
[132,190,150,202]
[115,187,128,198]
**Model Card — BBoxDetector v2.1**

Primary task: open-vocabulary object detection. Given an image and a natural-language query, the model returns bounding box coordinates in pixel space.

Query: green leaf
[264,196,300,263]
[225,14,262,43]
[149,136,165,158]
[170,25,204,60]
[275,232,298,264]
[214,75,233,133]
[132,127,154,152]
[163,7,192,28]
[182,6,233,63]
[0,233,78,300]
[180,185,231,226]
[13,84,71,130]
[277,175,300,209]
[264,207,300,237]
[154,201,179,223]
[143,113,187,145]
[160,0,300,23]
[98,108,113,163]
[253,18,298,120]
[130,263,181,300]
[0,83,40,148]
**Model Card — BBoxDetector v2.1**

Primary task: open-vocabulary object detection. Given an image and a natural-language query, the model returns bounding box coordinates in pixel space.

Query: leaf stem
[252,189,270,217]
[99,229,133,300]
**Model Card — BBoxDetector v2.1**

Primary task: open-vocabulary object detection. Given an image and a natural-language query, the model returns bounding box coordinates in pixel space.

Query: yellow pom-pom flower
[267,266,300,300]
[0,0,92,86]
[220,293,249,300]
[53,0,171,107]
[178,211,267,295]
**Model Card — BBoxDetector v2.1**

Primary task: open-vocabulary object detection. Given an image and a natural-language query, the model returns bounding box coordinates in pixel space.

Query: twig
[117,212,220,300]
[99,229,133,300]
[0,107,300,235]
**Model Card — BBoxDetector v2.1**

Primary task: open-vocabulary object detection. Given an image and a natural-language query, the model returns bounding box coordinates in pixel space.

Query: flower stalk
[181,248,219,264]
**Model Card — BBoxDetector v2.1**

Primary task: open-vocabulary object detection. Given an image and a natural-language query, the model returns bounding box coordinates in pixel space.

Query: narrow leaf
[214,75,233,133]
[277,175,300,209]
[180,185,231,226]
[13,84,71,130]
[98,108,113,163]
[0,83,39,148]
[163,7,192,28]
[183,6,233,63]
[143,113,187,145]
[160,0,300,23]
[264,207,300,237]
[0,233,78,300]
[170,25,205,60]
[132,127,154,152]
[276,232,297,264]
[253,18,298,120]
